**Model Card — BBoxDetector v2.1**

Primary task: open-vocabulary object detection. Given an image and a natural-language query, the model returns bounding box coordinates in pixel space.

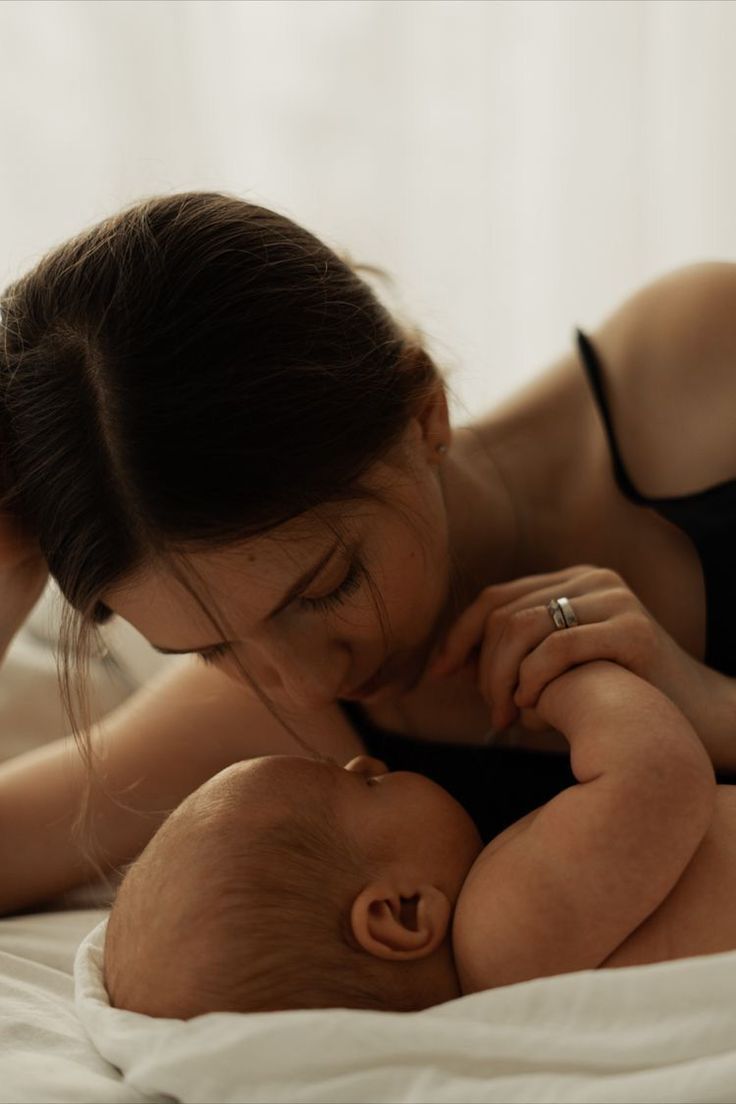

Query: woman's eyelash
[297,557,363,613]
[196,642,230,666]
[196,558,364,665]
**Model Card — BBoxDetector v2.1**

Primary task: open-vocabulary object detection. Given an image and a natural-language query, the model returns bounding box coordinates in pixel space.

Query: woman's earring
[436,444,448,456]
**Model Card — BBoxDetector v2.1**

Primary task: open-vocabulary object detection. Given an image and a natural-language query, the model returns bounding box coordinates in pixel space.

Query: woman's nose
[344,755,389,775]
[238,638,349,711]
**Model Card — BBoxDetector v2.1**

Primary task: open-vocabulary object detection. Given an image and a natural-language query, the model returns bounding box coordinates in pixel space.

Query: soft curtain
[2,0,735,417]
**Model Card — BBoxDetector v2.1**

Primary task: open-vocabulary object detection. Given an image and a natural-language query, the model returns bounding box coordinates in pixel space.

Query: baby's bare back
[601,785,736,968]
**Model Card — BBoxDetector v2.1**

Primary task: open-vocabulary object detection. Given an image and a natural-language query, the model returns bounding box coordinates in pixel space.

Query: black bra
[576,328,736,677]
[339,330,736,842]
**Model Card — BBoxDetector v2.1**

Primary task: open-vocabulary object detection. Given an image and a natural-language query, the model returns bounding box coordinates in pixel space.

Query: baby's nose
[344,755,389,775]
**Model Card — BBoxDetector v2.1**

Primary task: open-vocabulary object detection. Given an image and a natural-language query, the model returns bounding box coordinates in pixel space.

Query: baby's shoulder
[479,805,544,857]
[451,806,545,993]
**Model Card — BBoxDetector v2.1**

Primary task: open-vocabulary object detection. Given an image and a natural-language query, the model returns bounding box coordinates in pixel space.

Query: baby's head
[104,754,483,1017]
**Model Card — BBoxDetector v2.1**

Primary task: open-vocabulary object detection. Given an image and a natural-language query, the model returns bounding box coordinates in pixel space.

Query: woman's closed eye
[297,556,363,613]
[196,642,230,666]
[195,556,365,665]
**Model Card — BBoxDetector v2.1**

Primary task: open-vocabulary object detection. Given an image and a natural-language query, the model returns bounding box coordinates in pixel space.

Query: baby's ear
[350,880,451,960]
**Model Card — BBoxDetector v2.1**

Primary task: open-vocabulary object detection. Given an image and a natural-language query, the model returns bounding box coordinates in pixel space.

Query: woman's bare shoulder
[586,260,736,498]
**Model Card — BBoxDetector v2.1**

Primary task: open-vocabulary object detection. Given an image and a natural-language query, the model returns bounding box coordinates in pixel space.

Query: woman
[0,190,734,915]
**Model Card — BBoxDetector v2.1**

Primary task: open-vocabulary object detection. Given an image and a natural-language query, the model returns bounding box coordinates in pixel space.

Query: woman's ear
[399,375,450,461]
[419,376,450,456]
[350,880,452,961]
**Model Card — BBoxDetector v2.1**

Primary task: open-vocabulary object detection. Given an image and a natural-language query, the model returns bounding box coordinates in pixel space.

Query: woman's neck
[441,424,532,602]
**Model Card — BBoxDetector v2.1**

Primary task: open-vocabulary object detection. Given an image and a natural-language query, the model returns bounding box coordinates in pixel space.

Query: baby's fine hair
[104,764,421,1017]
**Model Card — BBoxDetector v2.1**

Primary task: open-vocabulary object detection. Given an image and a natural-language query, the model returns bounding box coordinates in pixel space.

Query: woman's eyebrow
[149,539,342,655]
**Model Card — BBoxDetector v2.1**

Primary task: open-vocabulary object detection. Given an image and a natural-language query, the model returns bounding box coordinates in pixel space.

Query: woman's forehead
[100,482,401,644]
[120,519,346,594]
[101,524,352,647]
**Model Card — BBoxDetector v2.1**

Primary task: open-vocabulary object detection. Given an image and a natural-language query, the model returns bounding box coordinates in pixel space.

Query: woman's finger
[470,566,587,608]
[429,579,567,676]
[481,591,635,727]
[428,593,497,676]
[430,566,619,677]
[477,605,550,730]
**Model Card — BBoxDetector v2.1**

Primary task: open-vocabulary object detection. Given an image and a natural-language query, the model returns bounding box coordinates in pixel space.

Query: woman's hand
[427,564,715,737]
[0,510,48,643]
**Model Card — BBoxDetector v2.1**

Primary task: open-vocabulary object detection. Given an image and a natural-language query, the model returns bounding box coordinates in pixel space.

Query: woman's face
[104,422,456,712]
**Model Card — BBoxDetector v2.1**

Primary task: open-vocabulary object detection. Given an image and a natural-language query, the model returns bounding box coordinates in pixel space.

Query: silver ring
[547,596,578,630]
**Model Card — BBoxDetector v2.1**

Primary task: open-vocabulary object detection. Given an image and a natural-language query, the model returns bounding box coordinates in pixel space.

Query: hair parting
[0,189,455,877]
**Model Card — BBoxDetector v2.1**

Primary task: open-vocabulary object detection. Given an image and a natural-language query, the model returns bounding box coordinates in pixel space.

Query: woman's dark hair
[0,191,450,850]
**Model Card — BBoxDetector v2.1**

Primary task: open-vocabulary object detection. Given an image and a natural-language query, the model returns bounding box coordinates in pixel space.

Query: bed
[2,583,736,1104]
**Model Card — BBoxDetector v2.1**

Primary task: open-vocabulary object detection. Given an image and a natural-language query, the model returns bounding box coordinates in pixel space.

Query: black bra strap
[575,327,650,505]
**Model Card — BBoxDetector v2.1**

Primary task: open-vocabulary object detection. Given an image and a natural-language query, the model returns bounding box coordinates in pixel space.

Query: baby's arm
[452,660,716,992]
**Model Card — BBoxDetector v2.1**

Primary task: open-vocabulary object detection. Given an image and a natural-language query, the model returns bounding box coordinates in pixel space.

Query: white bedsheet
[0,909,162,1104]
[0,580,177,1103]
[3,581,736,1103]
[75,917,736,1104]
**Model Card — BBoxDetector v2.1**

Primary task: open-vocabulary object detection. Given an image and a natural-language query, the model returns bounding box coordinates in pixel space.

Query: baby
[103,659,735,1019]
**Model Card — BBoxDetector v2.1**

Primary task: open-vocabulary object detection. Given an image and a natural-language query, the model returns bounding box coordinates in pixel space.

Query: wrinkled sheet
[0,580,179,1104]
[76,916,736,1104]
[0,909,161,1104]
[5,581,736,1104]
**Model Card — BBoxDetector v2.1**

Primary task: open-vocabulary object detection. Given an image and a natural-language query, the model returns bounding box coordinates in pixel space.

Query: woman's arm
[0,656,364,916]
[431,262,736,766]
[585,259,736,762]
[0,511,364,916]
[672,656,736,773]
[452,661,716,993]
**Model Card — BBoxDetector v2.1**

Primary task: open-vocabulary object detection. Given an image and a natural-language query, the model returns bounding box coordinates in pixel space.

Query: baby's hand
[427,564,734,752]
[427,565,694,735]
[532,658,684,737]
[510,662,646,736]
